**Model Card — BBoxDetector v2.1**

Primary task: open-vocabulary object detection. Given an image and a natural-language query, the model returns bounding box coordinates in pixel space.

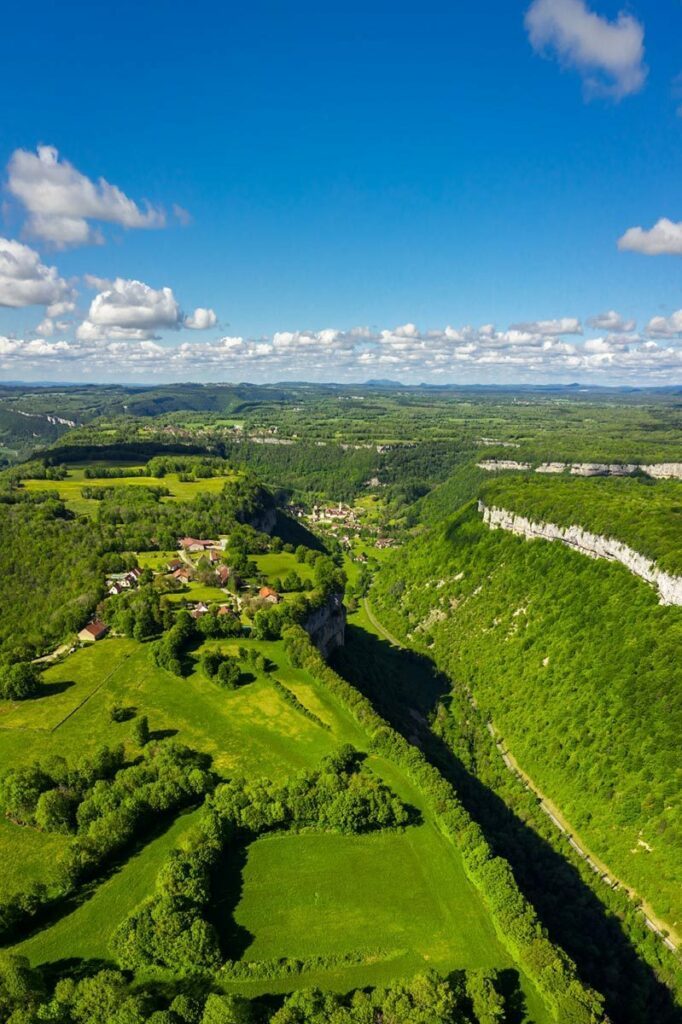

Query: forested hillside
[371,502,682,928]
[0,474,274,660]
[480,475,682,574]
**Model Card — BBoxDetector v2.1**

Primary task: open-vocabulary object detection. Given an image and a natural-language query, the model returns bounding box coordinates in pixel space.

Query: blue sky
[0,0,680,384]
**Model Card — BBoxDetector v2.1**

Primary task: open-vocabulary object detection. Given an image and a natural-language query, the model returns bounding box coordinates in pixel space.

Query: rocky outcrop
[477,460,532,472]
[478,502,682,606]
[303,594,346,657]
[569,463,638,477]
[642,463,682,480]
[477,459,682,479]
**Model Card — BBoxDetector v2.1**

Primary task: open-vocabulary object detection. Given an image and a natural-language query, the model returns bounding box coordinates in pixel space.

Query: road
[361,596,680,954]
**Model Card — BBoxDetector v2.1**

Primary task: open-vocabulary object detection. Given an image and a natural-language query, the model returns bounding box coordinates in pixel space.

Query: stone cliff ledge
[478,502,682,606]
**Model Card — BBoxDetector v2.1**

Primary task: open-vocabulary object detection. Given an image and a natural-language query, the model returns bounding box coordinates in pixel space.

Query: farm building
[78,620,108,643]
[179,537,217,552]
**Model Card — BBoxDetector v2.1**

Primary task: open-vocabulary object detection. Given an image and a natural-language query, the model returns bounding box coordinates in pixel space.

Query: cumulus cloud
[646,310,682,338]
[7,146,167,248]
[508,317,582,335]
[77,277,216,341]
[586,309,635,331]
[525,0,647,100]
[0,237,73,308]
[3,316,677,385]
[618,218,682,255]
[184,307,217,330]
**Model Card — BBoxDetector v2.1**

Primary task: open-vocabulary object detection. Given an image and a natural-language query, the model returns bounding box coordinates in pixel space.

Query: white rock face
[569,463,638,477]
[476,459,682,479]
[477,460,532,472]
[641,463,682,480]
[479,502,682,606]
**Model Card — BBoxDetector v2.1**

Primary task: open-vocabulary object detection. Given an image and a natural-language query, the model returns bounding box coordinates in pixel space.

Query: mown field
[0,628,551,1020]
[20,466,238,515]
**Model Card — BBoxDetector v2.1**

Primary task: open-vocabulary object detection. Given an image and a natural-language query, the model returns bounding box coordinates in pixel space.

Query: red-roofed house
[216,564,231,586]
[179,537,217,552]
[78,620,108,643]
[258,586,280,604]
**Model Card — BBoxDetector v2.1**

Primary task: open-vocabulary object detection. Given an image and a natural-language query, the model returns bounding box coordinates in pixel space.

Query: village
[79,534,285,645]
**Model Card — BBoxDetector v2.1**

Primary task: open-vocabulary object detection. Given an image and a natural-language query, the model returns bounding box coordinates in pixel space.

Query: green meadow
[0,628,551,1022]
[21,466,238,515]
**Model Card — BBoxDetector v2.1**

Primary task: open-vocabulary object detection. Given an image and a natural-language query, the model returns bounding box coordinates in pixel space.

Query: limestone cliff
[303,594,347,657]
[477,460,682,479]
[478,502,682,606]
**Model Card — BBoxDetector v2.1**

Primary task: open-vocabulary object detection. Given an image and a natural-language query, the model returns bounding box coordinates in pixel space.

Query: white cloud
[2,316,681,384]
[646,310,682,338]
[77,277,216,341]
[508,317,582,335]
[586,309,635,331]
[618,218,682,255]
[7,146,167,248]
[184,307,217,330]
[525,0,646,100]
[0,237,73,308]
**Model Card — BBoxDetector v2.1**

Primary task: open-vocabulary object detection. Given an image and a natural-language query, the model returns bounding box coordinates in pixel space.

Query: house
[125,567,142,586]
[108,581,125,596]
[179,537,217,552]
[173,567,192,583]
[167,559,184,573]
[258,586,280,604]
[78,620,108,643]
[209,550,221,564]
[189,602,209,619]
[217,604,234,617]
[215,564,231,586]
[375,537,395,549]
[107,572,131,588]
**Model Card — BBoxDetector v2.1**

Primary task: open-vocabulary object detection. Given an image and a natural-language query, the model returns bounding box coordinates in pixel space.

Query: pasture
[0,629,551,1022]
[231,827,505,971]
[21,466,238,514]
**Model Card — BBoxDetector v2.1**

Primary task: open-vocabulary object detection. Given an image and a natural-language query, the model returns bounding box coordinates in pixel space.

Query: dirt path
[33,643,71,664]
[362,596,680,954]
[361,598,402,647]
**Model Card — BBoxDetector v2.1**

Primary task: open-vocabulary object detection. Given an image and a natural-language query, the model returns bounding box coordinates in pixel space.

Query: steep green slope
[371,503,682,928]
[480,475,682,575]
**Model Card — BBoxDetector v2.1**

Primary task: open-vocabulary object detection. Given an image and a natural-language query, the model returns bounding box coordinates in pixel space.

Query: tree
[201,993,253,1024]
[0,662,40,701]
[201,649,223,679]
[133,715,150,747]
[34,788,76,833]
[216,660,240,690]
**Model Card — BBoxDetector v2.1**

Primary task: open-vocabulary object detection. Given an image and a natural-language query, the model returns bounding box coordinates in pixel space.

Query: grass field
[232,827,504,970]
[21,467,238,515]
[253,552,314,584]
[163,581,230,604]
[0,622,552,1021]
[15,807,202,967]
[0,819,70,900]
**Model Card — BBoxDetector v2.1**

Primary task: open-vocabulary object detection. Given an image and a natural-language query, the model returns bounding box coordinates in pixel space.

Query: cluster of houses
[309,503,361,527]
[188,601,236,620]
[106,566,143,596]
